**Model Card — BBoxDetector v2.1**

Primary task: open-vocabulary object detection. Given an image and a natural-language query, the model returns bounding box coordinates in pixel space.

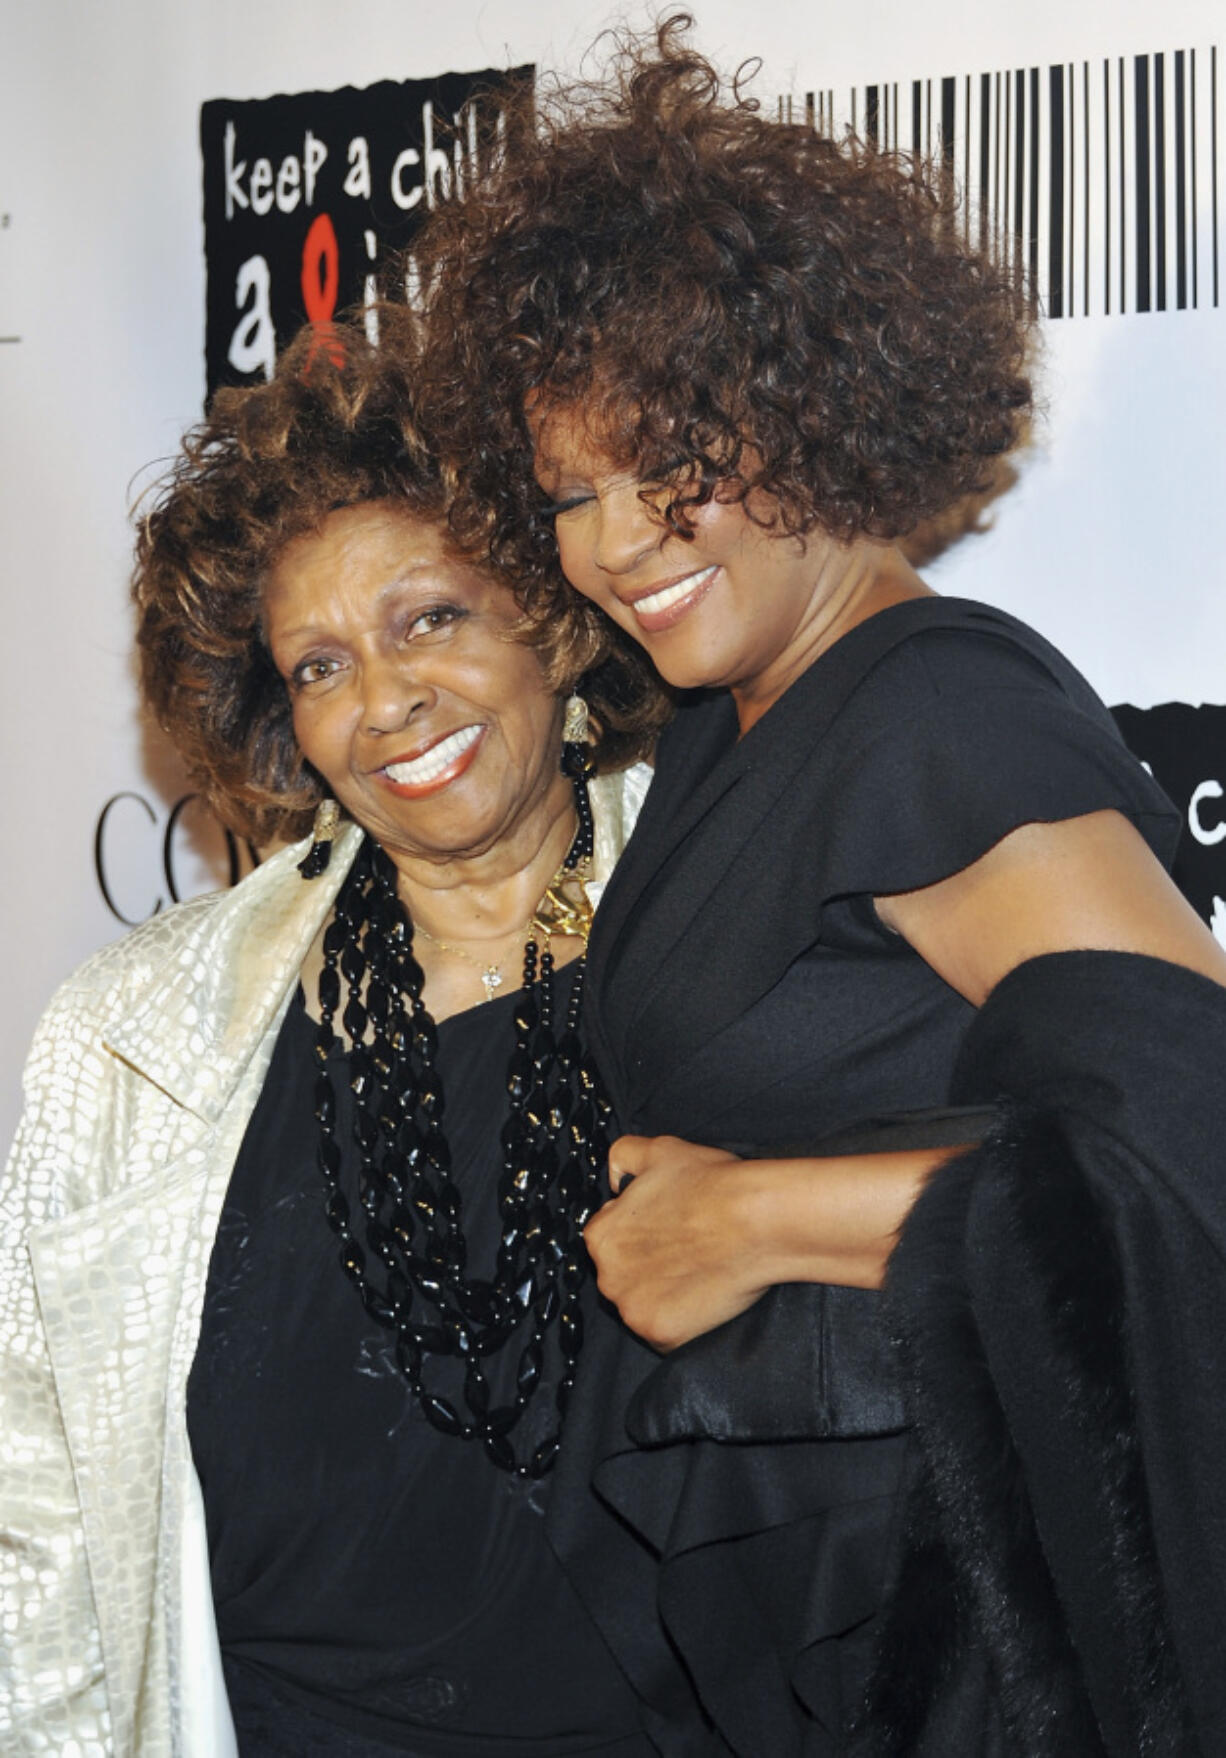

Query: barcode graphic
[784,47,1220,317]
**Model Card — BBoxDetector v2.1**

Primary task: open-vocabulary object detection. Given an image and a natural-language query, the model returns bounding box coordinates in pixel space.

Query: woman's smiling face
[531,405,850,715]
[263,500,567,866]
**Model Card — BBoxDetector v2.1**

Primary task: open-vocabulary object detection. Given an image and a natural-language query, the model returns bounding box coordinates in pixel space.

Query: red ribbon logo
[301,213,345,366]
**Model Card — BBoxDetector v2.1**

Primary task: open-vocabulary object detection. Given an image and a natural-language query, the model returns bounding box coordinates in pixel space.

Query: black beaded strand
[312,781,607,1477]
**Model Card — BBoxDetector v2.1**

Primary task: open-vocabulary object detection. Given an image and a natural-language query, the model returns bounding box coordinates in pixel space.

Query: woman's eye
[540,492,594,520]
[406,604,463,637]
[291,657,340,688]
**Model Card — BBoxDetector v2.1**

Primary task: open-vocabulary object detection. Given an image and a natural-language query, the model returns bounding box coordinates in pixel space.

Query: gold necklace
[411,846,594,1004]
[412,923,522,1001]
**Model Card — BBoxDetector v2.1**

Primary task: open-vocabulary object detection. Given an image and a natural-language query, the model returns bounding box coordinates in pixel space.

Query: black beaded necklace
[309,757,611,1478]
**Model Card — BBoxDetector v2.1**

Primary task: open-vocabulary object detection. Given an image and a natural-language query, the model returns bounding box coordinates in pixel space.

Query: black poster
[1113,702,1226,938]
[201,67,530,400]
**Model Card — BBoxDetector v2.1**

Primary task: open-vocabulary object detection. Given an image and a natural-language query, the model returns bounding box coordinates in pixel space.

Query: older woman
[418,22,1226,1756]
[0,320,668,1756]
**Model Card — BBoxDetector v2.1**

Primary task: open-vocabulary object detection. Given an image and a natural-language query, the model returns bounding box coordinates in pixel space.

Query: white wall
[2,0,1223,1146]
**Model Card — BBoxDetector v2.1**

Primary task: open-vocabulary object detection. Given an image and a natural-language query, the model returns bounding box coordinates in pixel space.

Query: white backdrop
[2,0,1223,1148]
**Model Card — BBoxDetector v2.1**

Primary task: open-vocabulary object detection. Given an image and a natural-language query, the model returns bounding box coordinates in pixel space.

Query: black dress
[187,971,656,1758]
[556,598,1184,1755]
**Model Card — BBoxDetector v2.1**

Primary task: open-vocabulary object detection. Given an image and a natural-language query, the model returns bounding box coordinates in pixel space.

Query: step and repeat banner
[1,0,1223,1143]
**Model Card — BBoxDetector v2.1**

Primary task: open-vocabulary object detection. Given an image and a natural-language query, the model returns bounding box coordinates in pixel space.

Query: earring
[560,695,595,864]
[561,694,594,780]
[562,694,589,747]
[298,797,341,879]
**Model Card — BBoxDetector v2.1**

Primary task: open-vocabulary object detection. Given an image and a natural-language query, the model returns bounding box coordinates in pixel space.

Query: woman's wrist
[734,1149,952,1292]
[732,1156,842,1288]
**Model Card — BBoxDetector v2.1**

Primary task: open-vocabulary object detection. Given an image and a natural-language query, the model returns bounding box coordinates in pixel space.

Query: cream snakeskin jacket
[0,769,647,1757]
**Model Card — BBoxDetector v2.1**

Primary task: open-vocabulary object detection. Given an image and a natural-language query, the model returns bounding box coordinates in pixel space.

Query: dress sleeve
[812,625,1181,903]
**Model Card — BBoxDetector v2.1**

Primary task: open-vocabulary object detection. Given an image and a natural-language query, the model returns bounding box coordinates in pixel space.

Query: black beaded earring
[298,798,341,879]
[560,696,595,861]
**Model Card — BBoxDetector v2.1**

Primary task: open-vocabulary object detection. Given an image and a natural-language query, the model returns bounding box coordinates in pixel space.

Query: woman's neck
[732,542,933,737]
[388,769,578,949]
[298,770,586,1029]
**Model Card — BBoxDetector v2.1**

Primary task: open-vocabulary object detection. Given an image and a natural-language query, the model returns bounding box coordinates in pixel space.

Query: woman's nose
[360,651,434,735]
[593,482,665,577]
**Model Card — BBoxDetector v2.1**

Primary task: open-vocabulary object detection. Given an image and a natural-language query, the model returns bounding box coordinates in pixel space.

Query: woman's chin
[644,643,735,696]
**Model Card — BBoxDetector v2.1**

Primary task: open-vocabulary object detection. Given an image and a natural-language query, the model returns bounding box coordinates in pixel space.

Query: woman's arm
[583,1134,950,1350]
[875,806,1226,1003]
[584,809,1226,1351]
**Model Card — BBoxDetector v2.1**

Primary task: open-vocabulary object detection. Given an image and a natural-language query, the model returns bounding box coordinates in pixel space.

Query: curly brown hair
[416,16,1034,607]
[133,313,668,844]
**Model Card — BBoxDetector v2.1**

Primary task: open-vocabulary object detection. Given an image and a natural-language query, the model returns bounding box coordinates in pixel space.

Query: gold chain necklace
[411,923,522,1001]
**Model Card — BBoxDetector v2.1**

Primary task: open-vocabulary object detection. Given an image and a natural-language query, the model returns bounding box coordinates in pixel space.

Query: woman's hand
[583,1135,770,1352]
[583,1133,949,1351]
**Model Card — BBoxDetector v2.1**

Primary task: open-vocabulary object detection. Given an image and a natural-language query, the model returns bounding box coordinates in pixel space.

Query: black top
[586,596,1179,1145]
[187,972,651,1758]
[556,597,1182,1755]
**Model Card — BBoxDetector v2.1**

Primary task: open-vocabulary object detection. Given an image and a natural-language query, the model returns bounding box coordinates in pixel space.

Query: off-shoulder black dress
[547,598,1217,1757]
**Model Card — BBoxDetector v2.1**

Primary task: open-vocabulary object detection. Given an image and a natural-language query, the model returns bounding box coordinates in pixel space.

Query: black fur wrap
[859,951,1226,1756]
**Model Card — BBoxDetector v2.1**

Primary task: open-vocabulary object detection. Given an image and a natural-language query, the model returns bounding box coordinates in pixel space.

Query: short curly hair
[417,16,1034,605]
[133,313,669,844]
